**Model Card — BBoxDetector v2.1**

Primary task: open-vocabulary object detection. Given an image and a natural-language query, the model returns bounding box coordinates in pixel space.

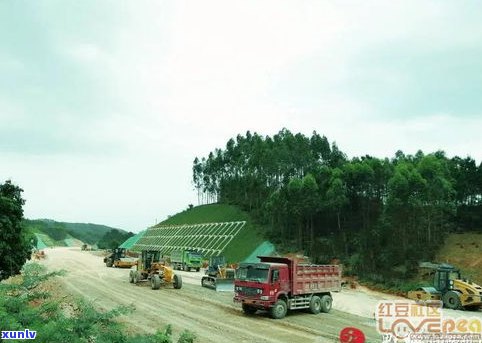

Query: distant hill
[23,219,131,246]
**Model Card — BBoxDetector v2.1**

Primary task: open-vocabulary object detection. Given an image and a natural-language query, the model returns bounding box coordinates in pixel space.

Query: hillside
[436,232,482,283]
[24,219,130,247]
[157,203,266,263]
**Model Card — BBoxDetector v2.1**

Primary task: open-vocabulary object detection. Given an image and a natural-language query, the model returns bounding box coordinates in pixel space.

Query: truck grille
[236,286,261,296]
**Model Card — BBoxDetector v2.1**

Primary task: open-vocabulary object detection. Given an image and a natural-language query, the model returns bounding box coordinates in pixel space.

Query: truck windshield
[237,266,269,283]
[188,252,202,259]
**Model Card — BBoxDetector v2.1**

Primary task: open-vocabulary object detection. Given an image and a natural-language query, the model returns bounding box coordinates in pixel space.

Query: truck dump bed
[259,256,341,296]
[170,250,183,263]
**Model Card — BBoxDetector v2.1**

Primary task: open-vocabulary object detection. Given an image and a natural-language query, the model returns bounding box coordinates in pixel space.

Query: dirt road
[41,247,380,343]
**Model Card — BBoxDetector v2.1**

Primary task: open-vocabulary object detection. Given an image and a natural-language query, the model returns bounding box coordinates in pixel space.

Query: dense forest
[193,129,482,281]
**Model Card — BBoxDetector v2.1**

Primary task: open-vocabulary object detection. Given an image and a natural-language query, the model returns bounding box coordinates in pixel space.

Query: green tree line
[193,129,482,281]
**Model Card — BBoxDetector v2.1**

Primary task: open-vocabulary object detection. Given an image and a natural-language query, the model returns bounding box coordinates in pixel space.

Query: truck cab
[234,256,341,319]
[235,262,289,303]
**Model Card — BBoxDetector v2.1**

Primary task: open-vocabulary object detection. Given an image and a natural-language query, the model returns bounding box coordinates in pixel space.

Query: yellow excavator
[408,263,482,310]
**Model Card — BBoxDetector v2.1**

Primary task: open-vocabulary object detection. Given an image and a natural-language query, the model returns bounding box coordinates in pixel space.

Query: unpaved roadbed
[41,247,380,342]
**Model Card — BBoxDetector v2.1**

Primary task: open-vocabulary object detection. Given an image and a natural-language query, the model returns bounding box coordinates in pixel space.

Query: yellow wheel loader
[129,250,182,290]
[408,263,482,310]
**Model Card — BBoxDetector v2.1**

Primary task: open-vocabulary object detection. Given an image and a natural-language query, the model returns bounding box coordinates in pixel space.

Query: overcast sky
[1,1,481,232]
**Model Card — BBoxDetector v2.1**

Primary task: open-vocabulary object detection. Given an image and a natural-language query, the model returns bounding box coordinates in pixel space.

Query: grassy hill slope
[159,204,266,263]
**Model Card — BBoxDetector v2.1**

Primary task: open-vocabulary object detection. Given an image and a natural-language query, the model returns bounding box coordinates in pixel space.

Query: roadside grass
[0,263,196,343]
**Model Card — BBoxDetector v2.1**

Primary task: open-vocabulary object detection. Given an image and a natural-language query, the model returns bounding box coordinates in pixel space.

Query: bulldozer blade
[214,278,234,292]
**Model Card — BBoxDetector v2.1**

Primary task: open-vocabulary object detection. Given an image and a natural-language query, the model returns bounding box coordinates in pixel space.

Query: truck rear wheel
[270,299,287,319]
[151,274,161,290]
[242,304,257,315]
[173,274,182,289]
[320,295,332,313]
[309,295,322,314]
[129,270,134,283]
[133,271,140,284]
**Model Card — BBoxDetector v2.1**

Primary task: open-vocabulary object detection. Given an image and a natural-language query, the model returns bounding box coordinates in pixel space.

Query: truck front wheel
[309,295,322,314]
[320,295,332,313]
[271,299,287,319]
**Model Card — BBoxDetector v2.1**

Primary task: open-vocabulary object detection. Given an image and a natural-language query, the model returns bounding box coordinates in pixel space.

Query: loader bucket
[214,278,234,292]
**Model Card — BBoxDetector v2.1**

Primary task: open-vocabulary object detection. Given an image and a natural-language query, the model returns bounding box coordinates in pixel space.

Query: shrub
[0,263,196,343]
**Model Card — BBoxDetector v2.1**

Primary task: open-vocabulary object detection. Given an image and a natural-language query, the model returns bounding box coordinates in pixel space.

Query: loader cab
[141,250,161,270]
[433,265,460,292]
[208,256,226,273]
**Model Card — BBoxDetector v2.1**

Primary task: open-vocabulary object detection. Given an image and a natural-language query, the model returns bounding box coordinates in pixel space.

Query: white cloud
[2,1,482,231]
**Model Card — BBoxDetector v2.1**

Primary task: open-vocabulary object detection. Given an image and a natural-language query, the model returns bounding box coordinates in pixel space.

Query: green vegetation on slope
[159,204,265,263]
[63,222,130,245]
[97,229,134,250]
[23,219,131,247]
[161,204,249,225]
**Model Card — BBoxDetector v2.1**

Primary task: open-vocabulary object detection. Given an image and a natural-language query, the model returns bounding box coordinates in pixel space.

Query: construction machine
[129,250,182,290]
[408,263,482,310]
[33,250,46,260]
[171,249,203,271]
[104,247,137,268]
[201,255,235,292]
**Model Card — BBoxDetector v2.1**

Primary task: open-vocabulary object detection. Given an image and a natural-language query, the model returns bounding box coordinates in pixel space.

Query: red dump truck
[233,256,342,319]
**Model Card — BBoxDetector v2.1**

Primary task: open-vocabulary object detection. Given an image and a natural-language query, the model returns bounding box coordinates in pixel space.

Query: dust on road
[41,247,381,343]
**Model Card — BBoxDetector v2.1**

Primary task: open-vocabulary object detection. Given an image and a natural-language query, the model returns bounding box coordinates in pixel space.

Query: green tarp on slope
[242,241,275,263]
[119,230,146,249]
[35,233,48,250]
